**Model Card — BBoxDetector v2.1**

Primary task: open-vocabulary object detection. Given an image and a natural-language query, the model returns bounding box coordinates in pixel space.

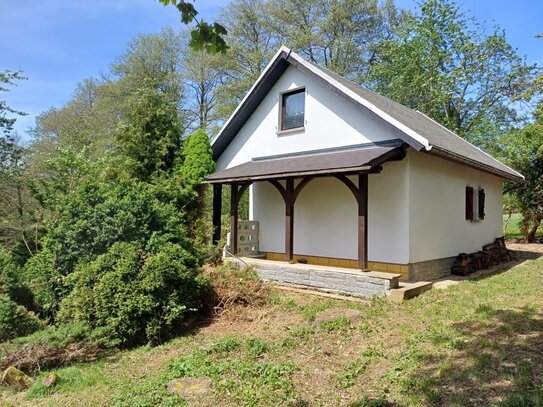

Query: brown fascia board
[427,147,524,182]
[211,52,290,160]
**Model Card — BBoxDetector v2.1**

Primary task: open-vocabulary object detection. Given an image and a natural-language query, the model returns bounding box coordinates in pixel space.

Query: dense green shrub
[23,179,199,318]
[0,247,34,310]
[0,294,43,341]
[178,129,216,260]
[58,241,209,346]
[180,129,215,190]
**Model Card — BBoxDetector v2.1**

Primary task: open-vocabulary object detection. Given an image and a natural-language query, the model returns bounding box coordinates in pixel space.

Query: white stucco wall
[216,63,504,265]
[251,159,410,263]
[216,65,407,171]
[251,150,504,265]
[408,150,503,263]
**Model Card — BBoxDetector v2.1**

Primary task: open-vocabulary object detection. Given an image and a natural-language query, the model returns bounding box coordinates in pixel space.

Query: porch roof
[206,142,405,183]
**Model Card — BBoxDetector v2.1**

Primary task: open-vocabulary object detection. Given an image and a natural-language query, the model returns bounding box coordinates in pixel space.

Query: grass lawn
[2,247,543,406]
[503,213,543,239]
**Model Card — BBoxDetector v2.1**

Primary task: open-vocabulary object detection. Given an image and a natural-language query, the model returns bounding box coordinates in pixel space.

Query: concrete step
[389,281,433,302]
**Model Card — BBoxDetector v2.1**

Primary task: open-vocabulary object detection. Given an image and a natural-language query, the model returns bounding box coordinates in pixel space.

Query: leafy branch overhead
[159,0,228,53]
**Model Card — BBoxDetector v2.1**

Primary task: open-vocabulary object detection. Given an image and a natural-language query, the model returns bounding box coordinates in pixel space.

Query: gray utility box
[226,221,259,256]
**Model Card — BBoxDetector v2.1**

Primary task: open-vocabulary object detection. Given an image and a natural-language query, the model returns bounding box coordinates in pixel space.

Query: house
[205,46,523,296]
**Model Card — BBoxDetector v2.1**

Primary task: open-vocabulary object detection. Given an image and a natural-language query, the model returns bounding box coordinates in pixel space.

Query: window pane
[282,90,304,129]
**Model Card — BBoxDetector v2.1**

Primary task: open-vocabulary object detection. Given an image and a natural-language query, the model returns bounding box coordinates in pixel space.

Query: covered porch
[206,142,406,272]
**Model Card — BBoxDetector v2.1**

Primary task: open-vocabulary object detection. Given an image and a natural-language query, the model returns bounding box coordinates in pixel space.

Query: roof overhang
[206,142,406,184]
[427,147,524,182]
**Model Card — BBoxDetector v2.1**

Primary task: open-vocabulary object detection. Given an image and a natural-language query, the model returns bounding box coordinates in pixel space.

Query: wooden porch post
[212,183,222,245]
[358,173,368,270]
[285,178,294,262]
[230,183,239,255]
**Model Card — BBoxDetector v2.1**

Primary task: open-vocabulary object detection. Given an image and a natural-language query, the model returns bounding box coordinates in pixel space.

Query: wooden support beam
[212,183,222,245]
[293,176,315,203]
[358,173,368,270]
[285,179,294,262]
[237,182,253,206]
[268,179,287,202]
[334,174,359,203]
[230,183,239,256]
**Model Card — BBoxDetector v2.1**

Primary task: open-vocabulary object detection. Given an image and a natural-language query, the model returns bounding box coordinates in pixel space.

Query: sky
[1,0,542,140]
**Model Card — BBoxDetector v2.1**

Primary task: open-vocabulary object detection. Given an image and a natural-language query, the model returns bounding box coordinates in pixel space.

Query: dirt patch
[507,242,543,258]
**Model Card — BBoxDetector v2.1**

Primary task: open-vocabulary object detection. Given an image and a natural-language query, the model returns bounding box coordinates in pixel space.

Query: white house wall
[408,150,503,263]
[251,159,410,263]
[216,65,406,171]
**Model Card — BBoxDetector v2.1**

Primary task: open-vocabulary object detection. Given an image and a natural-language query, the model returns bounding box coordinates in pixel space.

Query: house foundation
[226,257,401,299]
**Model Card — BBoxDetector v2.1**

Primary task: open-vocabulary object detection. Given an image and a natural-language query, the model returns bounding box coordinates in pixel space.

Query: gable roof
[211,46,523,182]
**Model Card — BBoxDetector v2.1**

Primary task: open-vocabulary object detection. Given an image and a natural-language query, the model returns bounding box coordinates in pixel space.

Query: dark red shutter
[478,189,485,220]
[465,186,474,220]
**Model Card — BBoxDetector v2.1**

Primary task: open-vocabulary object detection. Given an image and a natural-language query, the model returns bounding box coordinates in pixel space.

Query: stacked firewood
[451,237,515,276]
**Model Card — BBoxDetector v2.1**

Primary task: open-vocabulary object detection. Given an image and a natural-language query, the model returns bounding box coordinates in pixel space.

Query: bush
[23,179,198,319]
[0,295,43,342]
[58,241,209,346]
[0,247,34,309]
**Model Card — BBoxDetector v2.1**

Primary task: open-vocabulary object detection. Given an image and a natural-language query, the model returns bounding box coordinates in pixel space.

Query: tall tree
[0,134,39,256]
[181,46,228,133]
[110,28,185,108]
[268,0,404,79]
[114,87,183,182]
[0,71,35,256]
[501,105,543,242]
[215,0,279,118]
[368,0,537,148]
[0,70,26,136]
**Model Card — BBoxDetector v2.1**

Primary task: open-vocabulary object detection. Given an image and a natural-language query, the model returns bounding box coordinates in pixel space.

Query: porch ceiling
[206,142,406,183]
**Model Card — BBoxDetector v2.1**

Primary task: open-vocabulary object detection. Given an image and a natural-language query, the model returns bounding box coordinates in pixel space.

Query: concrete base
[227,257,401,299]
[389,281,433,302]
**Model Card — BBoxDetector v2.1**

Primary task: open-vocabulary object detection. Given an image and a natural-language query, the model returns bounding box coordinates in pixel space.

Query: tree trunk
[526,215,542,243]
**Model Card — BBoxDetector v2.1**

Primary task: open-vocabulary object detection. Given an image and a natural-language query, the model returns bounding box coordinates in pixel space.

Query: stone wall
[408,256,455,281]
[228,258,400,299]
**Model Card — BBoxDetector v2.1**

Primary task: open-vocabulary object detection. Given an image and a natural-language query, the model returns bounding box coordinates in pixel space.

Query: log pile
[451,237,515,276]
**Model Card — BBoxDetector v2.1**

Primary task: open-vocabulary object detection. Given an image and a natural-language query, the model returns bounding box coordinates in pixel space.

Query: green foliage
[58,241,208,345]
[24,179,198,320]
[12,320,99,348]
[0,70,27,136]
[114,88,182,181]
[368,0,536,148]
[28,363,106,399]
[22,250,58,319]
[180,129,215,189]
[0,247,33,309]
[159,0,228,54]
[0,294,43,341]
[501,106,543,241]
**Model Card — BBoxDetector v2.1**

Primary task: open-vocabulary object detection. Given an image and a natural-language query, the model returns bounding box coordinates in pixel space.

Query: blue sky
[1,0,542,139]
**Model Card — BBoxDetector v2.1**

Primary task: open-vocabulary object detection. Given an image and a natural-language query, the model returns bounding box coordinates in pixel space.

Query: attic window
[280,88,305,131]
